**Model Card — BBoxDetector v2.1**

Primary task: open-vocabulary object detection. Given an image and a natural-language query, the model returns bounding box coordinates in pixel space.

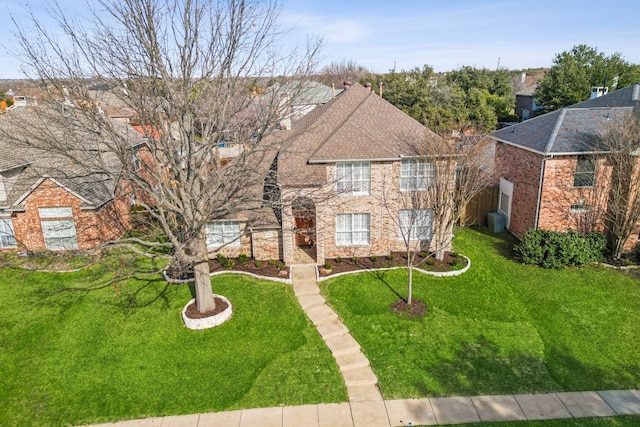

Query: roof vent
[343,80,352,90]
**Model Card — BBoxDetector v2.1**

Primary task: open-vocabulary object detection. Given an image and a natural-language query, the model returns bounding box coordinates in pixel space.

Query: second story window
[336,162,370,195]
[401,158,434,191]
[574,156,595,187]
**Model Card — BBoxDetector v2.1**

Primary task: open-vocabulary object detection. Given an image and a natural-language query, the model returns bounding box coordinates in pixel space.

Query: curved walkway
[86,265,640,427]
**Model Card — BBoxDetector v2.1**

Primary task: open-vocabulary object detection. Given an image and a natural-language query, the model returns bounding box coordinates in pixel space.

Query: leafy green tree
[366,66,471,135]
[534,45,640,111]
[446,66,516,126]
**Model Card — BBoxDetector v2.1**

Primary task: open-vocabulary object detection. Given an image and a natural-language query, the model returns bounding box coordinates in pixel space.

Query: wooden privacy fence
[460,187,500,226]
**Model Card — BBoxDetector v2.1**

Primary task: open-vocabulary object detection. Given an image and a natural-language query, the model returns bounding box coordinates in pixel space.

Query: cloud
[282,13,372,43]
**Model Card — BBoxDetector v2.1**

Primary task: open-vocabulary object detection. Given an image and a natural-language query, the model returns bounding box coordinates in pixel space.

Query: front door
[294,214,315,246]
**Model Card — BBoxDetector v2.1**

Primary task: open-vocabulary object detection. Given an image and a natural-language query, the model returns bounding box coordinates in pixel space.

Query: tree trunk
[407,264,413,305]
[190,237,216,313]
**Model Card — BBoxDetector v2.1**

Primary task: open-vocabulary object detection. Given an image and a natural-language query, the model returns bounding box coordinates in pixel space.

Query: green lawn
[0,264,347,426]
[321,227,640,399]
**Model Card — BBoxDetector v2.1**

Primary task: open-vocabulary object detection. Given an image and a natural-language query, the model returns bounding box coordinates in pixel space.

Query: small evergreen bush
[324,260,332,269]
[238,253,248,263]
[335,256,343,264]
[514,230,605,268]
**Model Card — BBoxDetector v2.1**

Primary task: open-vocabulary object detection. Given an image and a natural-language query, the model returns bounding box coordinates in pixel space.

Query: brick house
[0,109,140,252]
[490,84,640,252]
[271,82,450,265]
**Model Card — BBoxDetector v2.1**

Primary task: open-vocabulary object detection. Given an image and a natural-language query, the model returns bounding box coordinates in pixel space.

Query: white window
[206,221,241,247]
[401,158,434,191]
[39,207,78,250]
[336,213,370,246]
[399,209,433,240]
[336,162,370,195]
[498,178,513,228]
[0,218,16,248]
[570,204,590,213]
[131,153,141,172]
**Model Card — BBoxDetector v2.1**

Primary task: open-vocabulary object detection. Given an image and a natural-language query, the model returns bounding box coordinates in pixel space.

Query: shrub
[254,260,263,268]
[324,260,332,269]
[216,253,227,263]
[514,230,606,268]
[335,256,342,264]
[387,253,395,261]
[351,256,359,264]
[238,253,248,263]
[370,256,378,263]
[268,259,277,266]
[277,261,285,270]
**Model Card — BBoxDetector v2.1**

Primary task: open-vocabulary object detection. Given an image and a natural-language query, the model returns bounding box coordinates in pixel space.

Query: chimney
[343,80,352,90]
[365,82,372,91]
[590,86,608,99]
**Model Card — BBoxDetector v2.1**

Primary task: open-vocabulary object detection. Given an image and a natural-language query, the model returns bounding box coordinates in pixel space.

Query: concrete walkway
[86,266,640,427]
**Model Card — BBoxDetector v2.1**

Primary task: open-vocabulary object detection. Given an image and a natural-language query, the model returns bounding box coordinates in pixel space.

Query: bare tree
[598,112,640,259]
[380,134,497,304]
[315,59,370,88]
[421,135,498,260]
[8,0,321,314]
[380,179,432,305]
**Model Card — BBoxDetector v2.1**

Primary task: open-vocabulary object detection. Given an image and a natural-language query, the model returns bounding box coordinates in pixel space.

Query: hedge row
[514,230,606,269]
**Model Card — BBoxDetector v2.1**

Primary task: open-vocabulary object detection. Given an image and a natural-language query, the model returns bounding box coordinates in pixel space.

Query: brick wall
[497,144,640,253]
[282,160,448,265]
[11,178,130,251]
[495,143,543,238]
[251,228,282,261]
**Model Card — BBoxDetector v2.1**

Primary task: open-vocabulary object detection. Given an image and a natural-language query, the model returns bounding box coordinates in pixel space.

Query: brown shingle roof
[278,83,438,186]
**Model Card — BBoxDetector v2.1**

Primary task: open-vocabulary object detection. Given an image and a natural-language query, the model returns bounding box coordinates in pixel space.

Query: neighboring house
[273,82,450,266]
[0,108,141,251]
[274,80,342,130]
[490,83,640,252]
[515,88,543,121]
[512,70,546,121]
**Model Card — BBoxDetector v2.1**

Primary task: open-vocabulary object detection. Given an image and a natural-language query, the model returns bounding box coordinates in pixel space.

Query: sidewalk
[87,390,640,426]
[86,265,640,427]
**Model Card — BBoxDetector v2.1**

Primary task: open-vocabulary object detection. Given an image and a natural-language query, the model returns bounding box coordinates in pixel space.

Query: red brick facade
[9,178,130,251]
[496,143,640,253]
[495,143,543,238]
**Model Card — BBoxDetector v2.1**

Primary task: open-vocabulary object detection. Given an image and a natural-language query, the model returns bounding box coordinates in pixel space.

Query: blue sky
[2,0,640,78]
[281,0,640,73]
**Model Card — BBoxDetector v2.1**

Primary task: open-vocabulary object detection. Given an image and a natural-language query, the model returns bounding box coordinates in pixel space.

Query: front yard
[2,227,639,426]
[321,227,640,399]
[0,261,346,426]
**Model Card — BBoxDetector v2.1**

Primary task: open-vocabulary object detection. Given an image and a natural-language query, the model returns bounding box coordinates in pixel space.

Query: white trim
[498,178,513,228]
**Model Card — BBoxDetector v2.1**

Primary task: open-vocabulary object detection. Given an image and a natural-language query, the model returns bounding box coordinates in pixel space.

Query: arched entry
[292,197,316,263]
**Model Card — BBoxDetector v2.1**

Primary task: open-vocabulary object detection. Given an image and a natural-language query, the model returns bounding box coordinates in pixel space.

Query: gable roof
[0,107,144,210]
[278,83,438,186]
[490,84,640,155]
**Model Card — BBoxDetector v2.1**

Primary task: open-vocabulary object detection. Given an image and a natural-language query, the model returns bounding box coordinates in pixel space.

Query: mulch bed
[319,251,466,277]
[166,258,290,281]
[390,298,428,320]
[183,296,229,319]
